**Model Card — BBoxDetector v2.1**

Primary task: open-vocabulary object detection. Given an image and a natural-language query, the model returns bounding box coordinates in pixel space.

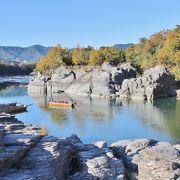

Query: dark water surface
[0,79,180,144]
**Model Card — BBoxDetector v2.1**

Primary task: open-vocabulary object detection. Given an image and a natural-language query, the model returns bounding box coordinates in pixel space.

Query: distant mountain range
[0,45,50,62]
[0,44,133,62]
[113,43,133,49]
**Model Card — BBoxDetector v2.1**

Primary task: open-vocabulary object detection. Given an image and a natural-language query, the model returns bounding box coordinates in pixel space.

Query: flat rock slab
[0,145,29,170]
[0,136,76,180]
[0,134,41,170]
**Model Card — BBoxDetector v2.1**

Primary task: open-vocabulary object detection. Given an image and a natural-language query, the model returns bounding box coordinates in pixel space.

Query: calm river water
[0,77,180,144]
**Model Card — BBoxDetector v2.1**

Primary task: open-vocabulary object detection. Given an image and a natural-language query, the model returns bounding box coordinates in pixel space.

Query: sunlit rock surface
[28,64,177,100]
[28,63,138,97]
[110,139,180,179]
[0,116,179,179]
[119,66,176,100]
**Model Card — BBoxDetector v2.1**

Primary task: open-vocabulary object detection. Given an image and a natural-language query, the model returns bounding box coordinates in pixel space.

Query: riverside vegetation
[36,26,180,80]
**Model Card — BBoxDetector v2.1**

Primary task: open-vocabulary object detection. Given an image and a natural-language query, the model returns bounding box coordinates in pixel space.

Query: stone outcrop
[28,64,177,100]
[0,116,179,179]
[28,63,138,98]
[0,136,76,180]
[69,141,124,179]
[0,118,41,172]
[119,66,176,100]
[110,139,180,179]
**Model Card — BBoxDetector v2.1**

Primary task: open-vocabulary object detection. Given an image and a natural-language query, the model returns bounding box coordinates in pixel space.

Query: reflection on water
[0,85,180,144]
[0,86,27,97]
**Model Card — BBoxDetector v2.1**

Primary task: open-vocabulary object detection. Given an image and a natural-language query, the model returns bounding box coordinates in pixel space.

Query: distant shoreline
[0,75,30,83]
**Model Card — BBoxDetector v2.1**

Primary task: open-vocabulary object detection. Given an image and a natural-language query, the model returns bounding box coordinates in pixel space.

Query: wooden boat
[48,101,74,108]
[0,105,27,114]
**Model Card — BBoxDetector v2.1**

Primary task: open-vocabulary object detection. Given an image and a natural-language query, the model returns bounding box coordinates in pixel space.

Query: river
[0,77,180,144]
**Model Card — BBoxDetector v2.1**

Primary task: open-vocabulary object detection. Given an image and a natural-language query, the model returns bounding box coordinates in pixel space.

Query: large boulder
[67,64,138,97]
[119,66,176,100]
[91,69,116,96]
[0,133,41,170]
[0,118,42,171]
[0,136,76,180]
[27,76,46,93]
[101,61,116,72]
[49,67,77,92]
[69,141,125,179]
[110,139,180,179]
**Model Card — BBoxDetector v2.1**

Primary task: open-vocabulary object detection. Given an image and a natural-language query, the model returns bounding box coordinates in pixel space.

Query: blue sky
[0,0,180,47]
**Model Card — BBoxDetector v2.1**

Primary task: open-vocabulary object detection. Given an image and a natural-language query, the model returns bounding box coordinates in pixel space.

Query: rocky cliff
[119,66,176,100]
[0,117,179,179]
[28,63,176,100]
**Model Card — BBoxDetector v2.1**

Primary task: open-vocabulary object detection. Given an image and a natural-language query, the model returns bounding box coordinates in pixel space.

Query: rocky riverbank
[28,63,179,100]
[0,117,179,179]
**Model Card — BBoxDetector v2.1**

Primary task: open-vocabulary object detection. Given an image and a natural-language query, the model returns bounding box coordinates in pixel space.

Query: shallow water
[0,82,180,144]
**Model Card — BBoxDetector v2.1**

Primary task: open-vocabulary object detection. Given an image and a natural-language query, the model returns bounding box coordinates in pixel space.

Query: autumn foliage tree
[157,27,180,66]
[89,47,125,65]
[126,26,180,68]
[36,46,72,74]
[72,46,91,65]
[89,49,104,65]
[125,25,180,79]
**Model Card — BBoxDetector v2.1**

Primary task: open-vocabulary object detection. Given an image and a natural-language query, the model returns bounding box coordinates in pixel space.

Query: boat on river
[48,101,75,108]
